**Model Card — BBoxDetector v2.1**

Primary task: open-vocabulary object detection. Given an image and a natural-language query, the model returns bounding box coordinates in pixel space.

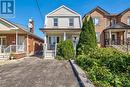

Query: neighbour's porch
[0,29,27,55]
[104,29,129,46]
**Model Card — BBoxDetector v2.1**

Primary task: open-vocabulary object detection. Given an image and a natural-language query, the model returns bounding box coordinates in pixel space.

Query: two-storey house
[83,6,130,47]
[40,5,82,58]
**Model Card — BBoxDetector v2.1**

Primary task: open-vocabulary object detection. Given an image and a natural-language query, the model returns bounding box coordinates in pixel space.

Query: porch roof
[40,28,81,32]
[40,28,81,35]
[105,22,130,30]
[0,18,44,42]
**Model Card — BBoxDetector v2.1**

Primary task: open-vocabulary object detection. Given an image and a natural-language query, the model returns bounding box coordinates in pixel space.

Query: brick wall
[89,10,108,46]
[120,10,130,25]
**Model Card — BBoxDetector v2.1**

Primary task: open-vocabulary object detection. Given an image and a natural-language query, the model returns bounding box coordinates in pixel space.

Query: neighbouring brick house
[0,18,44,59]
[83,6,130,47]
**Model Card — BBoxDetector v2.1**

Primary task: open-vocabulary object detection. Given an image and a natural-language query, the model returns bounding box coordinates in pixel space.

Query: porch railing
[43,43,57,58]
[4,45,26,54]
[0,45,6,53]
[105,39,125,45]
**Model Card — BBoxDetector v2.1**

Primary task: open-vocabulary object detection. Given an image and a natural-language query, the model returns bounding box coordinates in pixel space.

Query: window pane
[69,18,74,26]
[54,18,58,26]
[128,17,130,25]
[93,17,99,25]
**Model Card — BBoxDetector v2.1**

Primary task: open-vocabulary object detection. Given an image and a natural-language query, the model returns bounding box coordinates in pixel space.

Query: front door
[0,36,6,53]
[112,33,117,45]
[17,36,25,52]
[48,36,59,50]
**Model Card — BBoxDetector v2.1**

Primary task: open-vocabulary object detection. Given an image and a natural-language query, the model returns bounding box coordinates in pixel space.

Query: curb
[69,60,95,87]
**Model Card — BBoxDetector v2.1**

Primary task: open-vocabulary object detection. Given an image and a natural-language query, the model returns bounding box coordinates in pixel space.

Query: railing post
[109,30,112,46]
[43,43,47,58]
[55,43,57,57]
[16,30,18,53]
[10,45,11,53]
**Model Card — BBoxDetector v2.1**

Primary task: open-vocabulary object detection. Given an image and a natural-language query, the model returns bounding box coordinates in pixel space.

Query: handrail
[55,43,57,57]
[4,45,25,54]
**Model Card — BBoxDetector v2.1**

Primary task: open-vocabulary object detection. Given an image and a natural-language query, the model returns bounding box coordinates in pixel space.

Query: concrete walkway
[0,57,80,87]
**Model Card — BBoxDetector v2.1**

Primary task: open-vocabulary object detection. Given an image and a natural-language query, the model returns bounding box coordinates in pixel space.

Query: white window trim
[53,18,58,27]
[69,18,74,27]
[127,17,130,25]
[93,17,100,26]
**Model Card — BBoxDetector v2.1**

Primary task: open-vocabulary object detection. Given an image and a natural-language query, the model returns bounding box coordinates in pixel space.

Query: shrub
[76,15,97,55]
[76,47,130,87]
[56,40,74,60]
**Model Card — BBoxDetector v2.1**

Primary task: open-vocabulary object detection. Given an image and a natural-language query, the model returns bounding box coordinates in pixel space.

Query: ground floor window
[96,32,100,42]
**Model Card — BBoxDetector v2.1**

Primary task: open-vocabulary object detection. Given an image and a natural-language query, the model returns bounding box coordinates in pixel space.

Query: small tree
[76,15,97,55]
[56,40,74,60]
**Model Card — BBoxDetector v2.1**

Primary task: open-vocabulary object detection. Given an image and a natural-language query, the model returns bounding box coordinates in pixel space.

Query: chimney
[28,18,34,33]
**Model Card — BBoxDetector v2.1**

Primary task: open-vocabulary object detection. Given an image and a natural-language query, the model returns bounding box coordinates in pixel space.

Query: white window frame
[69,18,74,27]
[96,32,100,42]
[127,17,130,25]
[93,17,100,26]
[53,18,58,27]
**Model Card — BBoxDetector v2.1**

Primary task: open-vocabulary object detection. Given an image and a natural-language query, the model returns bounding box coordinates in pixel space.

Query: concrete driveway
[0,57,80,87]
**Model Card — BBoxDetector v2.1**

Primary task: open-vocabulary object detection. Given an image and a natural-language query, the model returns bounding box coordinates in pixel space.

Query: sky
[6,0,130,37]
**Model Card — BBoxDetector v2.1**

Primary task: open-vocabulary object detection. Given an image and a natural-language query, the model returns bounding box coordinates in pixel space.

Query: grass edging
[69,60,95,87]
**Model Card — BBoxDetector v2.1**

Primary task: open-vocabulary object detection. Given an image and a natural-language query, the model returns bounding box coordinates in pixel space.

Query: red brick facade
[83,7,130,46]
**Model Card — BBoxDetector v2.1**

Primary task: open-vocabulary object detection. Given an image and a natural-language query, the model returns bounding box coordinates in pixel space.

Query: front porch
[0,30,27,59]
[43,29,80,58]
[44,29,80,50]
[104,29,129,46]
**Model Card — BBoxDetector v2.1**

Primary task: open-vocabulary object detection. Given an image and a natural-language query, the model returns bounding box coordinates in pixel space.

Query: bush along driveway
[0,57,80,87]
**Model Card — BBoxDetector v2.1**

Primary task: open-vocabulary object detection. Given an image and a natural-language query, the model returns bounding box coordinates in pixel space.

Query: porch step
[45,50,55,59]
[0,54,10,60]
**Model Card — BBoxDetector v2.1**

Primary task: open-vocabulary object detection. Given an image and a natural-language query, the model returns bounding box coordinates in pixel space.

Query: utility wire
[35,0,44,24]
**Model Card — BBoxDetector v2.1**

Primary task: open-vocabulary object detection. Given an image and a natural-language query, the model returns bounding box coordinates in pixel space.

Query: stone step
[0,54,9,60]
[46,50,55,56]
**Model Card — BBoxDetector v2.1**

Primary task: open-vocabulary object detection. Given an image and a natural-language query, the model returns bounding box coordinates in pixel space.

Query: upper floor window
[93,17,100,26]
[127,17,130,25]
[69,18,74,27]
[111,19,116,25]
[53,18,58,26]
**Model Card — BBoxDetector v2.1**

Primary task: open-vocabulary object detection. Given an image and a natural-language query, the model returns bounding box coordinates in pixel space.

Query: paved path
[0,57,80,87]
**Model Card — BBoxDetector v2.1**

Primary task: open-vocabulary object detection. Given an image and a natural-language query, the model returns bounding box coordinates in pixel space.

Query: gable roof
[0,18,44,42]
[118,7,130,16]
[83,6,110,19]
[46,5,81,16]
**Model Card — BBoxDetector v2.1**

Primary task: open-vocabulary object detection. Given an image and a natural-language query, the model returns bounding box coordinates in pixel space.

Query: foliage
[56,40,74,60]
[76,15,97,55]
[76,48,130,87]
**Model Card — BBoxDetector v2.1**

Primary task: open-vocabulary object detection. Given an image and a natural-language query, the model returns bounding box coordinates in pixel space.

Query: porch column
[63,32,66,41]
[16,30,18,52]
[124,29,128,44]
[44,32,47,44]
[0,38,2,53]
[26,34,29,56]
[109,30,112,45]
[44,33,47,57]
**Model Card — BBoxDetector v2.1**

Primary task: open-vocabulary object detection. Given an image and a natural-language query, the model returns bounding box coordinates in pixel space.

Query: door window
[18,36,25,45]
[112,35,115,40]
[49,36,59,45]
